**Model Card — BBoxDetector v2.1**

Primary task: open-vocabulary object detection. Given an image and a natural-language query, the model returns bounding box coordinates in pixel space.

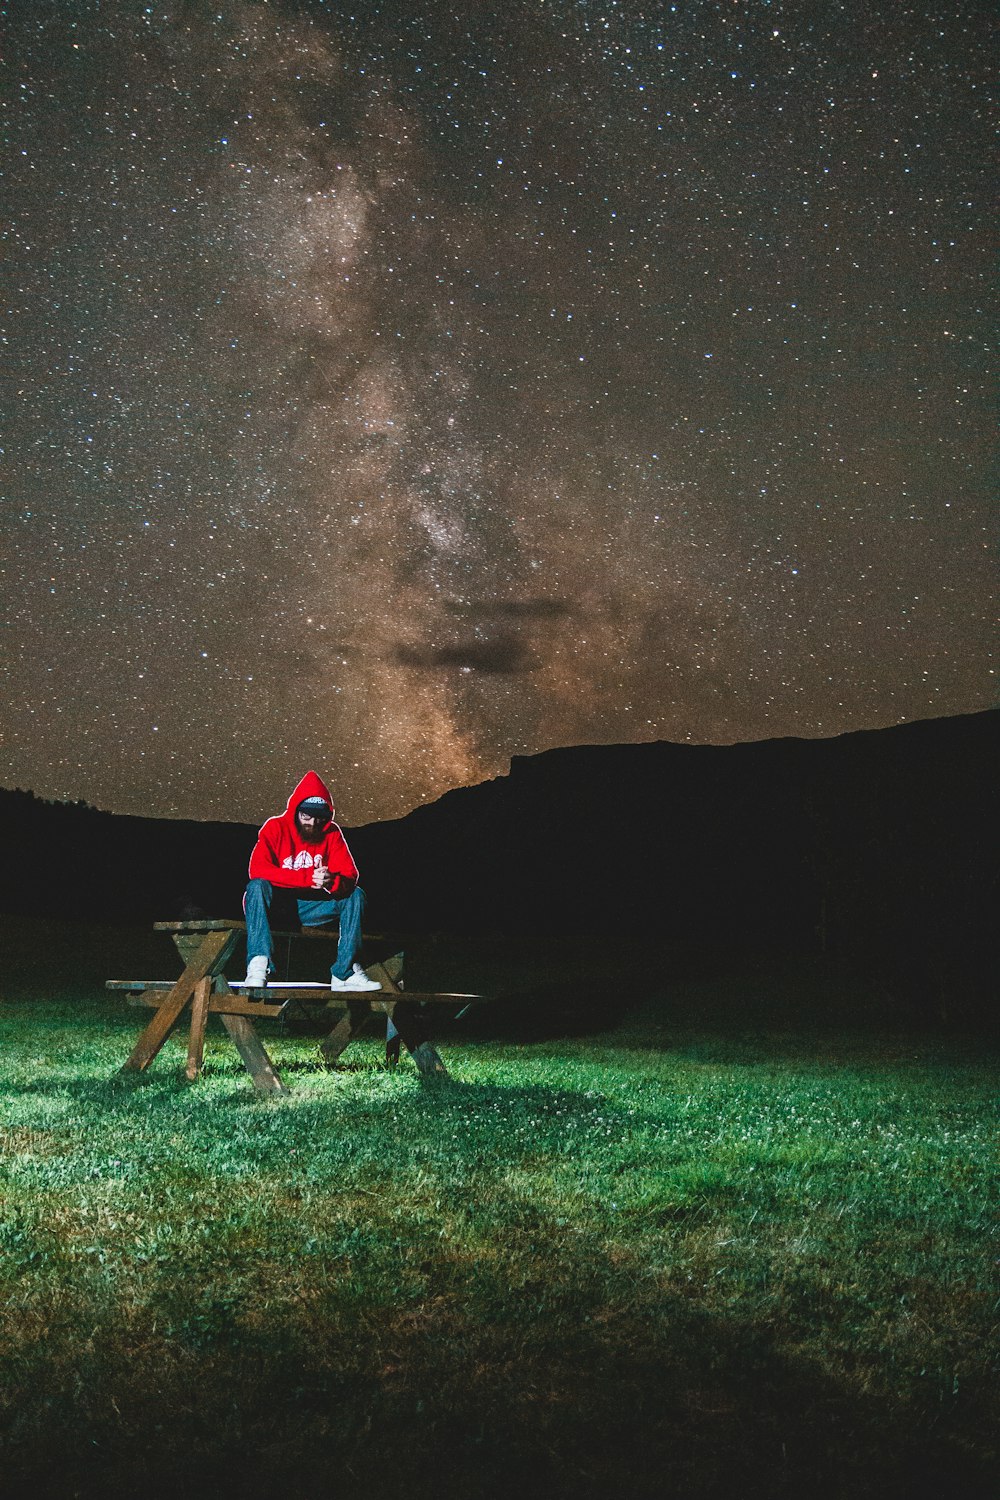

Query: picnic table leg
[320,999,377,1067]
[360,957,448,1079]
[382,999,448,1079]
[209,975,289,1096]
[120,928,238,1075]
[385,1015,401,1069]
[185,977,212,1081]
[219,1014,289,1096]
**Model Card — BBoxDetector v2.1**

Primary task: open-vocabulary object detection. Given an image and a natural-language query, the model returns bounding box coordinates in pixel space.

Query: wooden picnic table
[108,919,480,1095]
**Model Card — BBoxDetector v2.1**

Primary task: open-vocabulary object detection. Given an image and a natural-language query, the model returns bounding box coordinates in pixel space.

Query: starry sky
[3,0,995,824]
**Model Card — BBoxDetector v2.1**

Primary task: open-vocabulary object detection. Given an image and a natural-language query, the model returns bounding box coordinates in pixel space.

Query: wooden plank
[219,1014,289,1095]
[230,986,335,1000]
[235,986,478,1003]
[153,919,378,941]
[128,992,288,1019]
[107,980,175,990]
[155,920,245,932]
[185,976,212,1081]
[112,980,480,1004]
[119,927,239,1075]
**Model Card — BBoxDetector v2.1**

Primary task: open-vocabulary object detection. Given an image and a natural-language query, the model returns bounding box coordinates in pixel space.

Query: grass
[0,915,997,1499]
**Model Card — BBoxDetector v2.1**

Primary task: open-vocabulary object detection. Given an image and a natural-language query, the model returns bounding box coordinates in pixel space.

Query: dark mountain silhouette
[0,794,257,923]
[2,709,995,1021]
[355,709,996,1022]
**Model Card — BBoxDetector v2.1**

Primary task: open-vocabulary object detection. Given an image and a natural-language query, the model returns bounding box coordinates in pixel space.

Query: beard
[296,819,329,843]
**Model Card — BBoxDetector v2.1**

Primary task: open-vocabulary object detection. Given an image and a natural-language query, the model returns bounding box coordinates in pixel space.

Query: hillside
[2,710,996,1019]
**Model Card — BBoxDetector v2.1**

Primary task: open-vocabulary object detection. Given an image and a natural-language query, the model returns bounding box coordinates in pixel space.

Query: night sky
[4,1,995,824]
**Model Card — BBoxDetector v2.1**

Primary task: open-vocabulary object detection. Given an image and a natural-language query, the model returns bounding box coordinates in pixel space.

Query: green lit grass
[0,917,997,1499]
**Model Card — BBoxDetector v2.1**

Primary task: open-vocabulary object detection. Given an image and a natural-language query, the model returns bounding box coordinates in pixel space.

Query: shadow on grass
[3,1173,994,1500]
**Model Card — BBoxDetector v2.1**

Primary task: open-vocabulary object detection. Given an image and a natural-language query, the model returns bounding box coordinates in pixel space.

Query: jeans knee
[244,879,272,908]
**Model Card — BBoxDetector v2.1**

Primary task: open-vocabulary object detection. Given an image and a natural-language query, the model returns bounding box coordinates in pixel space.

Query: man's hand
[311,860,332,890]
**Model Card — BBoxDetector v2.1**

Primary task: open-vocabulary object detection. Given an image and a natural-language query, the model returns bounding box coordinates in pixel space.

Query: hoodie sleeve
[247,818,317,889]
[321,827,359,898]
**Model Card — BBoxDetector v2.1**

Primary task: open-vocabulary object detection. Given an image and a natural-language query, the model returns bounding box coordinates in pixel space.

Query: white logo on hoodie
[281,851,321,871]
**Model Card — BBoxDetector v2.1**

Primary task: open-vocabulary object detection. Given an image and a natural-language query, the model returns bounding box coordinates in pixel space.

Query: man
[242,770,381,992]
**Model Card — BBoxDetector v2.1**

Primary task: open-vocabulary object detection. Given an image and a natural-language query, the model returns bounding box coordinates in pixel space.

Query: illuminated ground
[0,917,996,1498]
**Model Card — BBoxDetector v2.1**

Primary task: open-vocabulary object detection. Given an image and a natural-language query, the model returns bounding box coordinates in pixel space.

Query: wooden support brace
[126,989,288,1019]
[120,927,239,1075]
[185,976,212,1081]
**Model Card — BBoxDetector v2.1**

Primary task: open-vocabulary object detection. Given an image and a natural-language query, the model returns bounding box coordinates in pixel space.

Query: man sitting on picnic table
[242,770,381,994]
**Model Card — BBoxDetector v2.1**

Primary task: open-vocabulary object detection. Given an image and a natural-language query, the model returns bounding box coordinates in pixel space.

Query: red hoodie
[248,770,359,897]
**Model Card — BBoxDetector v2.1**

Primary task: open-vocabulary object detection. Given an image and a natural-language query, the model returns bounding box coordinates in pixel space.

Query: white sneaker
[331,969,382,992]
[243,955,269,987]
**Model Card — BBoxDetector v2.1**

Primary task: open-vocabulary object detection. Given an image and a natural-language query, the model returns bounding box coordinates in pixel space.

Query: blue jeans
[243,878,365,981]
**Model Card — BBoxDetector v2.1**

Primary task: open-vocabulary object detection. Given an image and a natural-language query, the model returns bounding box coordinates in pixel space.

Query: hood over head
[283,769,335,823]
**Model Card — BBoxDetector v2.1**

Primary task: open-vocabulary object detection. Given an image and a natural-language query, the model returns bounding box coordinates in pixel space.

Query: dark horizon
[3,704,995,828]
[2,707,995,1029]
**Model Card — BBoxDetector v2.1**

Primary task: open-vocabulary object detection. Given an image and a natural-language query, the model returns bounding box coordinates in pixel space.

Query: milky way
[3,1,994,822]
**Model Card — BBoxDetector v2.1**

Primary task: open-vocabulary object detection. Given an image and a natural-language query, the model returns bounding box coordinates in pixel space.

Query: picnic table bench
[107,919,481,1096]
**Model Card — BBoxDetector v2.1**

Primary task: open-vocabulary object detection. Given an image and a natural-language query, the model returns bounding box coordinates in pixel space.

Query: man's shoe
[243,955,269,988]
[352,962,376,979]
[331,969,382,992]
